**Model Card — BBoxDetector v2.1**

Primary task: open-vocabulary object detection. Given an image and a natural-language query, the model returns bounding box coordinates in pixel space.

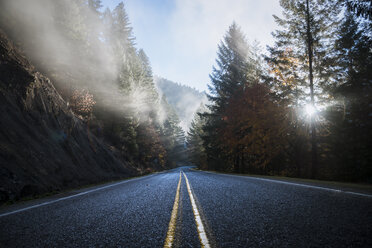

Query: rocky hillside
[0,30,137,203]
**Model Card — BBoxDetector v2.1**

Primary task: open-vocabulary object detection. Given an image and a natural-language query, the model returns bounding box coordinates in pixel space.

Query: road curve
[0,166,371,247]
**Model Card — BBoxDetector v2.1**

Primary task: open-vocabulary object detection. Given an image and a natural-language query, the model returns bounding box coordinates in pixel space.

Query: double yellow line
[164,172,182,247]
[164,171,211,248]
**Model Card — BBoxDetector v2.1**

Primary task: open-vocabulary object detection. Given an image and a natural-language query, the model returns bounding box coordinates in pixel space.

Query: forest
[187,0,372,182]
[0,0,371,185]
[0,0,186,172]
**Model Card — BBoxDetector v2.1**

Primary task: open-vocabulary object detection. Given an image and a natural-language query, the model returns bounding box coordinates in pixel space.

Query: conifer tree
[345,0,372,20]
[203,22,260,171]
[208,22,251,113]
[325,10,372,180]
[187,104,208,168]
[268,0,340,178]
[159,95,186,166]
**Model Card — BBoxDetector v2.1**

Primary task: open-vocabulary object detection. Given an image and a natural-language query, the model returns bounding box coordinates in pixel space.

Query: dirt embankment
[0,30,138,203]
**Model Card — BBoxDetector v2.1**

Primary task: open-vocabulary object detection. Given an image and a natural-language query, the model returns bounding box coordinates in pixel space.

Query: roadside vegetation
[187,0,372,182]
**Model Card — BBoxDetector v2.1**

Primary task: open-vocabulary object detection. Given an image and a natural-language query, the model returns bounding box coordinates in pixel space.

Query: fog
[154,76,208,132]
[0,0,170,124]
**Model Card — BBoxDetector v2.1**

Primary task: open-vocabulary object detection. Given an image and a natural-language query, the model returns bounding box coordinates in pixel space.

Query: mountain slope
[154,76,207,131]
[0,30,136,203]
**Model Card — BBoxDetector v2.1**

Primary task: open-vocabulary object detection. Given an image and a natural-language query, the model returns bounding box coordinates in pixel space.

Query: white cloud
[111,0,282,91]
[164,0,282,90]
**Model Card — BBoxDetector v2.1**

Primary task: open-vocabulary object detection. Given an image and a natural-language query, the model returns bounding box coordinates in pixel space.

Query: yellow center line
[183,171,211,248]
[164,171,182,248]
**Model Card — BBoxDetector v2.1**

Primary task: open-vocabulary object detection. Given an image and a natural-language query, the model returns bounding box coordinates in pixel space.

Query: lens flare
[305,104,316,116]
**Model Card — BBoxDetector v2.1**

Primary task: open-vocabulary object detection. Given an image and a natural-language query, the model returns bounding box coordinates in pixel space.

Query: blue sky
[101,0,282,92]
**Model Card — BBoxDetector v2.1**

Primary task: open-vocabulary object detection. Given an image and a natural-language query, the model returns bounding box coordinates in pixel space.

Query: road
[0,166,371,247]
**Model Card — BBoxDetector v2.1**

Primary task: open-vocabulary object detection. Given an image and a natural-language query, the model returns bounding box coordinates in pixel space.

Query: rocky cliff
[0,30,137,203]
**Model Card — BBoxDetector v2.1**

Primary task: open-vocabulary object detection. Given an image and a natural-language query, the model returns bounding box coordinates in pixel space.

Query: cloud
[106,0,282,91]
[165,0,282,90]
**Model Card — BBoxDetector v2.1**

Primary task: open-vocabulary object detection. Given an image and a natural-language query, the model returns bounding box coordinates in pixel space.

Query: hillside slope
[0,30,137,203]
[154,76,207,131]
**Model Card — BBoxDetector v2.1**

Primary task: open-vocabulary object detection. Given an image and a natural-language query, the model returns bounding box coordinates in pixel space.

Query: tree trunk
[306,0,318,178]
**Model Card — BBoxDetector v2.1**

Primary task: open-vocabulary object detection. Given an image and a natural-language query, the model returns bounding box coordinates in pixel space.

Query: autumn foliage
[70,89,96,117]
[219,82,289,172]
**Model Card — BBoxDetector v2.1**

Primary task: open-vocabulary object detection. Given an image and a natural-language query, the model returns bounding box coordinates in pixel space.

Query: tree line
[187,0,372,182]
[0,0,186,171]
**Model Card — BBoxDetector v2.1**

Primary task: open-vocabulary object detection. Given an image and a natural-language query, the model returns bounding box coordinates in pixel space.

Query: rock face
[0,30,136,203]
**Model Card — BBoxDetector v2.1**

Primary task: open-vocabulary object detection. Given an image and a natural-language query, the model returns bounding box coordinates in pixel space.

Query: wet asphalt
[0,166,371,247]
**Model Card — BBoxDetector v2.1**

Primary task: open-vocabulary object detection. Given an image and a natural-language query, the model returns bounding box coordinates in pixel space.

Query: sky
[102,0,282,92]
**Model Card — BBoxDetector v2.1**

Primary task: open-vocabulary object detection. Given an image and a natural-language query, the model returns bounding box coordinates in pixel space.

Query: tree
[268,0,340,178]
[220,81,289,174]
[70,89,96,118]
[208,22,251,113]
[202,23,251,171]
[345,0,372,20]
[187,104,208,168]
[325,10,372,181]
[202,23,265,171]
[0,0,197,172]
[159,95,186,166]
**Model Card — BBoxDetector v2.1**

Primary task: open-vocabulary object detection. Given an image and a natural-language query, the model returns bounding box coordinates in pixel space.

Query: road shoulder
[195,169,372,197]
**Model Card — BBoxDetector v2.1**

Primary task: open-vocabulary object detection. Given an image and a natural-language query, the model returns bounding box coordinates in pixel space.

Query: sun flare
[305,104,316,116]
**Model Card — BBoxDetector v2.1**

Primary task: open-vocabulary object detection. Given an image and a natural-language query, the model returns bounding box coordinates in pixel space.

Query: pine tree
[159,95,186,166]
[85,0,103,47]
[111,2,135,53]
[208,22,251,113]
[220,81,290,174]
[345,0,372,20]
[187,104,208,168]
[325,10,372,180]
[203,22,261,171]
[268,0,340,178]
[135,49,159,107]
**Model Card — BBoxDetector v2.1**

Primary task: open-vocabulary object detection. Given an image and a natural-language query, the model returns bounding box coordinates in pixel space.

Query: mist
[154,76,207,132]
[0,0,167,123]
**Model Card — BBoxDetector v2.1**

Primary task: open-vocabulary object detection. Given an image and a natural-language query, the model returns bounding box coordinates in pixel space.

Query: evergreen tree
[325,10,372,181]
[345,0,372,20]
[159,95,186,166]
[134,49,159,109]
[85,0,103,47]
[220,81,290,174]
[268,0,340,178]
[111,2,135,54]
[187,104,208,168]
[208,22,251,113]
[203,22,261,171]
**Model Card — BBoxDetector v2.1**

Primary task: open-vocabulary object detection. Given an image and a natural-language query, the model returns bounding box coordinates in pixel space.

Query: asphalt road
[0,166,371,247]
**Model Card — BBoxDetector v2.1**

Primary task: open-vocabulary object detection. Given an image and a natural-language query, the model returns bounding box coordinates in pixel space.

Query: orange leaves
[268,48,299,88]
[70,89,96,117]
[137,123,166,167]
[219,82,289,169]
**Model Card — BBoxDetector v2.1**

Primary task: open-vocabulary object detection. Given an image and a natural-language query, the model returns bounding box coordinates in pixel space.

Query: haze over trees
[188,0,372,182]
[0,0,370,186]
[155,76,207,132]
[0,0,186,171]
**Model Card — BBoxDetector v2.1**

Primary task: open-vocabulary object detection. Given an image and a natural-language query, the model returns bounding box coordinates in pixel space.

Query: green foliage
[0,0,185,171]
[159,96,187,166]
[345,0,372,20]
[187,104,209,169]
[322,11,372,181]
[189,4,371,182]
[154,76,206,131]
[199,23,272,172]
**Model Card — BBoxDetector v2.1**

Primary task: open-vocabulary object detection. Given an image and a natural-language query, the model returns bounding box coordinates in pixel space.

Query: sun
[305,104,316,116]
